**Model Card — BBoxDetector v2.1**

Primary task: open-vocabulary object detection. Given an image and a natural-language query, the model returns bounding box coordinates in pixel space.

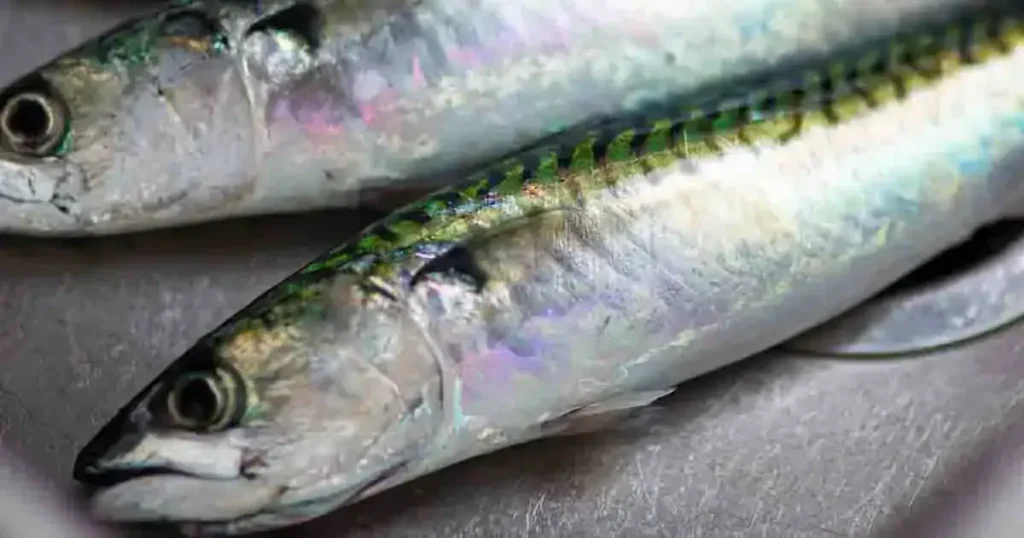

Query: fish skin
[73,7,1024,535]
[0,0,993,236]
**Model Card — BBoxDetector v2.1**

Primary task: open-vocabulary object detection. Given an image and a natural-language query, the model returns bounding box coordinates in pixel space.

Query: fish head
[0,8,260,236]
[73,273,445,534]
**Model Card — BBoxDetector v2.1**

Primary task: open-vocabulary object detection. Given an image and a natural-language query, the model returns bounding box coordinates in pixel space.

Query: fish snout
[73,403,154,486]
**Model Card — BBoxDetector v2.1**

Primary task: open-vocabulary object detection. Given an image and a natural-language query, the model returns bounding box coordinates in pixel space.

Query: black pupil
[6,97,51,140]
[176,377,220,425]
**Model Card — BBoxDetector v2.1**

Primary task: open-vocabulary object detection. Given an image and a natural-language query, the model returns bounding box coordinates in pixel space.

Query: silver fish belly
[72,9,1024,536]
[0,0,989,235]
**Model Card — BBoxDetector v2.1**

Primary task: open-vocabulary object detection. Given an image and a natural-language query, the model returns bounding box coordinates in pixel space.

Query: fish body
[0,0,992,235]
[73,7,1024,535]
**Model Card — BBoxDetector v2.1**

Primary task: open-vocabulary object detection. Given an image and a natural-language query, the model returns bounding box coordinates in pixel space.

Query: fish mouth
[74,427,285,526]
[87,474,285,525]
[78,455,366,534]
[73,392,367,532]
[73,379,164,486]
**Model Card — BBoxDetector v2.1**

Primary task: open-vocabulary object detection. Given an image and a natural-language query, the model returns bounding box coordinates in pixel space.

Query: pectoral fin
[541,388,675,437]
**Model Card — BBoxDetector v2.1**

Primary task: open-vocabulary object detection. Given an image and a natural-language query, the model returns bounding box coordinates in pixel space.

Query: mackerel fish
[0,0,992,235]
[73,6,1024,535]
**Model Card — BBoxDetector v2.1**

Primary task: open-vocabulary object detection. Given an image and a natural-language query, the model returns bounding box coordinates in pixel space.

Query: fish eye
[165,367,243,432]
[0,86,68,157]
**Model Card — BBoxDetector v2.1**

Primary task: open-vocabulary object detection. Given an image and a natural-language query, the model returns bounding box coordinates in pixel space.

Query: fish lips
[89,475,285,525]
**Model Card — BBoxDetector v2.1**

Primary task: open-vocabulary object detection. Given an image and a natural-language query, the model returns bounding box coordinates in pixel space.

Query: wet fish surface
[73,5,1024,535]
[0,0,992,236]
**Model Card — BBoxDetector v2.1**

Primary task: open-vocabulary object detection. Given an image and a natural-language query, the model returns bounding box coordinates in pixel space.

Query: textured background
[0,2,1022,537]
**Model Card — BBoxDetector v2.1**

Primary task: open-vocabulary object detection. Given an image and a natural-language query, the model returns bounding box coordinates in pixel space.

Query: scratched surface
[1,2,1023,538]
